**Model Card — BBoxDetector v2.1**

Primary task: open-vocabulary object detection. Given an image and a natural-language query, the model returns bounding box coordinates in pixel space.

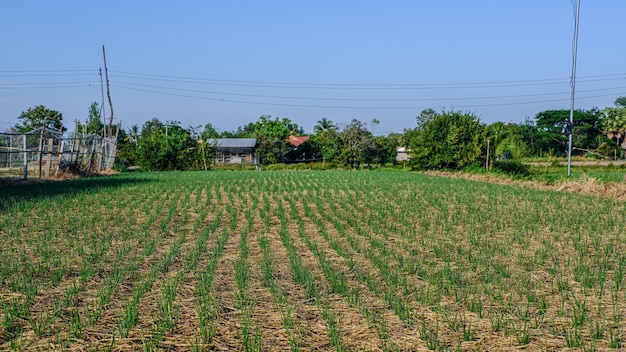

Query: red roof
[287,135,309,147]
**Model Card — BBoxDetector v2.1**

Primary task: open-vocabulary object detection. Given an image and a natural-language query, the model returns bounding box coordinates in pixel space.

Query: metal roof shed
[208,138,257,164]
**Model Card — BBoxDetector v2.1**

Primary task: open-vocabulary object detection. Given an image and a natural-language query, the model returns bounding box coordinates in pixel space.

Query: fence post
[23,134,27,179]
[38,126,45,179]
[8,134,12,168]
[55,140,65,178]
[46,138,53,177]
[97,140,103,172]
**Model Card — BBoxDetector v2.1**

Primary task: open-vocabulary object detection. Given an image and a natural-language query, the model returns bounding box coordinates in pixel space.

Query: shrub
[492,160,531,177]
[463,164,488,174]
[408,110,486,170]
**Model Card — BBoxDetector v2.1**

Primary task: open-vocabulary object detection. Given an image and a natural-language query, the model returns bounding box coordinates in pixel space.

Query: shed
[396,146,410,162]
[208,138,257,164]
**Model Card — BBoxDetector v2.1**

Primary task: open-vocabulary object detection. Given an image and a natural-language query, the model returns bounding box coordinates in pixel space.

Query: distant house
[396,146,410,162]
[286,135,309,148]
[208,138,257,164]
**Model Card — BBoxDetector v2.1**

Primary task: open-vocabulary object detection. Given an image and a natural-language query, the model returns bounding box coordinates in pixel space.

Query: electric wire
[111,80,626,102]
[109,70,625,90]
[110,69,624,89]
[112,83,623,110]
[2,67,624,114]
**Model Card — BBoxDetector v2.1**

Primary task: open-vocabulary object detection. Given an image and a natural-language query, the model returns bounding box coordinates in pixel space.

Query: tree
[416,108,437,129]
[76,102,104,135]
[140,118,164,137]
[251,115,303,165]
[15,105,64,133]
[134,119,208,171]
[601,104,626,156]
[125,124,140,144]
[201,122,220,139]
[408,110,486,170]
[334,119,379,168]
[534,109,603,156]
[284,139,322,162]
[374,134,402,164]
[232,122,256,138]
[614,96,626,108]
[486,122,531,159]
[314,117,337,134]
[310,125,339,165]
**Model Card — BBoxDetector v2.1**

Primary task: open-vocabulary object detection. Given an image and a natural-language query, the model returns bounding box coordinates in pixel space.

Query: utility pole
[99,67,107,138]
[102,45,114,138]
[567,0,581,177]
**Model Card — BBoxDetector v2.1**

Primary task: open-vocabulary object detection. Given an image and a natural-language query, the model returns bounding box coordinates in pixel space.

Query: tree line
[6,96,626,171]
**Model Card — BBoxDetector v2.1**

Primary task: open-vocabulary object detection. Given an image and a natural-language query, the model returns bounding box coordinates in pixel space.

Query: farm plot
[1,171,626,351]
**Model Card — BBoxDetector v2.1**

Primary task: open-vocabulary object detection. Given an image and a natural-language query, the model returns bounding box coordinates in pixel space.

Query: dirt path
[528,160,626,166]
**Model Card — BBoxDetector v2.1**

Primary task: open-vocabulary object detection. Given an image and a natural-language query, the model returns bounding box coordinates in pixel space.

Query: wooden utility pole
[99,67,107,138]
[103,45,114,138]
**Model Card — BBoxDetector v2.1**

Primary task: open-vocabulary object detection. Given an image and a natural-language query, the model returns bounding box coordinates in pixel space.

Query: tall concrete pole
[567,0,581,177]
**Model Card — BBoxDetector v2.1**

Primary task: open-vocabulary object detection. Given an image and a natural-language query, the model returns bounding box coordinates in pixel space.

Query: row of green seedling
[273,200,349,352]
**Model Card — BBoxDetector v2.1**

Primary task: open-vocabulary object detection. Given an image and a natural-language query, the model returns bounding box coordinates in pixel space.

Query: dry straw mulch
[426,171,626,201]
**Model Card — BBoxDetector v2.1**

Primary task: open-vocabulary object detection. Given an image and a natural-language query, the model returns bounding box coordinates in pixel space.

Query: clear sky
[1,1,625,135]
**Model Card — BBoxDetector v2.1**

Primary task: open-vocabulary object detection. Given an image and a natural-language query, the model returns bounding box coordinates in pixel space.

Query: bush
[408,110,486,170]
[264,163,288,171]
[463,164,488,174]
[212,163,257,171]
[492,160,531,177]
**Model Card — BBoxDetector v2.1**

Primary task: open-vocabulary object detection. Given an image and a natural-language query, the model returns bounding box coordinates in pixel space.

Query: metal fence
[0,128,117,179]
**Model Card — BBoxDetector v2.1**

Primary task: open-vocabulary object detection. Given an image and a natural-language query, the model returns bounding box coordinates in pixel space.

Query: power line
[110,69,625,90]
[0,69,95,73]
[111,80,626,102]
[113,83,622,110]
[0,81,98,86]
[0,73,96,77]
[0,84,97,90]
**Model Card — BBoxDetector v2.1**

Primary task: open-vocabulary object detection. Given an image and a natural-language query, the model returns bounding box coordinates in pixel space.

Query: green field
[1,171,625,351]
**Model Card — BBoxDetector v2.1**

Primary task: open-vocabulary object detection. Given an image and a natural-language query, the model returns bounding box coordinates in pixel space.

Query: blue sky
[1,1,625,135]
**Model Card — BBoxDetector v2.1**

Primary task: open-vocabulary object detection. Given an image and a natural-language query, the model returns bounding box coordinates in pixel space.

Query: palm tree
[125,124,140,144]
[314,117,336,134]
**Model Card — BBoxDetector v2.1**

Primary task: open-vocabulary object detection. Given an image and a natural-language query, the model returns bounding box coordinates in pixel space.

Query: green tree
[416,108,437,129]
[140,118,165,138]
[487,122,531,159]
[334,119,379,168]
[125,124,140,144]
[534,109,603,156]
[76,102,104,135]
[314,117,337,134]
[370,132,405,164]
[201,122,220,139]
[232,122,256,138]
[614,96,626,108]
[310,125,339,165]
[601,103,626,156]
[15,105,64,133]
[285,139,322,162]
[408,110,486,170]
[135,119,207,171]
[113,124,140,168]
[251,115,303,165]
[534,110,570,156]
